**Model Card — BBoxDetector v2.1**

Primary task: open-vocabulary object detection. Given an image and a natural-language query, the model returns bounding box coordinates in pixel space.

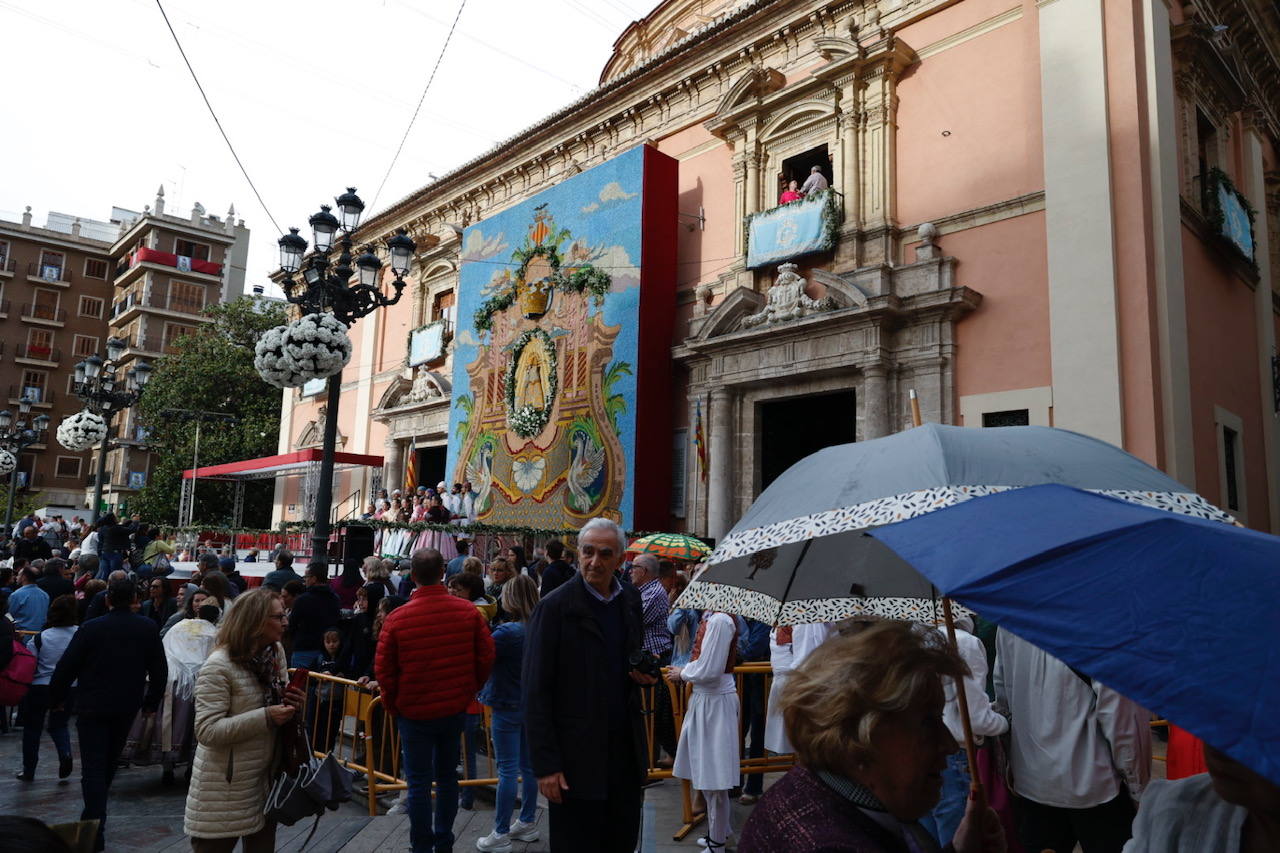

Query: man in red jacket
[376,548,495,853]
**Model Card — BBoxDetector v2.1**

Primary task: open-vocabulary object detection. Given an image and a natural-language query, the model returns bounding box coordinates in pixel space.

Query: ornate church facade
[274,0,1280,538]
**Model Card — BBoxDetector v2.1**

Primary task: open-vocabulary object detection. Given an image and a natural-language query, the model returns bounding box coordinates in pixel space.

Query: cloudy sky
[1,0,655,291]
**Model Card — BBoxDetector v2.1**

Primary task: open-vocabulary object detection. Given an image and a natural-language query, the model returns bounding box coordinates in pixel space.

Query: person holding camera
[523,517,654,853]
[669,610,741,851]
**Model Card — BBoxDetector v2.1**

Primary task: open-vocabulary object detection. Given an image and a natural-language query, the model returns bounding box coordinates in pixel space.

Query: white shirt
[680,612,736,695]
[800,171,829,194]
[33,625,77,685]
[936,626,1008,744]
[81,531,99,556]
[994,629,1151,808]
[1123,775,1245,852]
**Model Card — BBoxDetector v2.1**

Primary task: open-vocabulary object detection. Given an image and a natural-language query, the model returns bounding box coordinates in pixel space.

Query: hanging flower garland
[0,449,15,476]
[504,328,558,439]
[57,409,108,452]
[254,314,353,389]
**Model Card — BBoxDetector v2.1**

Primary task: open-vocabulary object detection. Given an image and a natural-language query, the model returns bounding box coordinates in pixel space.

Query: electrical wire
[370,0,469,210]
[152,0,282,235]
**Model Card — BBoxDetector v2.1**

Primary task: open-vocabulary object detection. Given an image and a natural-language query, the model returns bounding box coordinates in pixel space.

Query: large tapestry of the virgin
[446,145,676,531]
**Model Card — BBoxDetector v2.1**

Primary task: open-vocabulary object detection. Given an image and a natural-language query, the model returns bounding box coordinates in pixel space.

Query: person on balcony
[779,180,803,204]
[800,165,829,195]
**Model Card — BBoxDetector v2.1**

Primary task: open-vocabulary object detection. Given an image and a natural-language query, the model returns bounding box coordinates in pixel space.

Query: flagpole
[909,389,986,810]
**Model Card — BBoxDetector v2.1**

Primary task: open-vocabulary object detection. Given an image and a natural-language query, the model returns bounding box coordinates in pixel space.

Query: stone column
[861,363,889,439]
[706,388,736,542]
[383,437,404,497]
[839,111,861,228]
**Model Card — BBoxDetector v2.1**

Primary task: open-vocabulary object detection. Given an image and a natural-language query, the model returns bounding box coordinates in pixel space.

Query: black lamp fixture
[274,186,418,561]
[73,340,152,523]
[0,396,51,534]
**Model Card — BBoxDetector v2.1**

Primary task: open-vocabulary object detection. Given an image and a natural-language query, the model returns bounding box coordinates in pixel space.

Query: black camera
[628,649,662,678]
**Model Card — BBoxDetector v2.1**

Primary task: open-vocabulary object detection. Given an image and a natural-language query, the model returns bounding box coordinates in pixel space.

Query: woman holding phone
[183,588,304,852]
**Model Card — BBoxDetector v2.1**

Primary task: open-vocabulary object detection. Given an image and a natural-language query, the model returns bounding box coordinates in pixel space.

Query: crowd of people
[2,510,1277,853]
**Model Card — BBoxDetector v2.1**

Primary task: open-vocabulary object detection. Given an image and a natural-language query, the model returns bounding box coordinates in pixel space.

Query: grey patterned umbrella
[680,423,1230,626]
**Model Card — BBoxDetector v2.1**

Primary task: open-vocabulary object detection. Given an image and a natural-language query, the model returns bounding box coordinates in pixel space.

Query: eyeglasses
[266,613,286,621]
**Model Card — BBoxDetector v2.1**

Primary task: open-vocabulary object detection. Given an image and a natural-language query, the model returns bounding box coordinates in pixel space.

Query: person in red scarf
[668,611,741,850]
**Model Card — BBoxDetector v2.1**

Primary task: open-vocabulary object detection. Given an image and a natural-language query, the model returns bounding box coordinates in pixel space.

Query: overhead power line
[371,0,469,210]
[153,0,283,235]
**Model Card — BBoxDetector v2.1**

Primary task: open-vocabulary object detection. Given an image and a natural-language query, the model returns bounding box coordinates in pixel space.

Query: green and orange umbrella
[626,532,712,563]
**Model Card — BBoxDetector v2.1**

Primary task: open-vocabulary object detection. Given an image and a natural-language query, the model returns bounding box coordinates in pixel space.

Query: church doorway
[758,390,856,493]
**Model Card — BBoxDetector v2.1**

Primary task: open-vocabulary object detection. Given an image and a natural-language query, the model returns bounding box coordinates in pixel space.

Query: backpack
[0,638,37,705]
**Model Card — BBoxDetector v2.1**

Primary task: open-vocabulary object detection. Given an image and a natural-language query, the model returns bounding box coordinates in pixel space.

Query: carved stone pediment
[374,369,452,416]
[707,65,787,135]
[743,263,836,328]
[690,265,875,341]
[295,406,346,451]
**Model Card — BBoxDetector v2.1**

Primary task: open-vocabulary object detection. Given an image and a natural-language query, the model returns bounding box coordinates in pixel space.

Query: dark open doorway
[758,390,856,492]
[778,144,832,199]
[419,445,447,490]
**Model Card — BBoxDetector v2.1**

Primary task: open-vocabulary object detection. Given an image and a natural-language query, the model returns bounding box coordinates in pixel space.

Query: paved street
[0,720,761,852]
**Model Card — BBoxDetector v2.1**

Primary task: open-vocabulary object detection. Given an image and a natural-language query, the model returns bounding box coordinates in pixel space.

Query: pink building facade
[273,0,1280,538]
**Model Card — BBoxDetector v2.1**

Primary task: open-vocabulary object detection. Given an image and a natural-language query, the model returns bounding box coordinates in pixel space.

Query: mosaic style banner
[446,145,677,531]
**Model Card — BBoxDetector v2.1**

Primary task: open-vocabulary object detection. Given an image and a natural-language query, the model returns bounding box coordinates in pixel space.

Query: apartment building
[0,188,249,511]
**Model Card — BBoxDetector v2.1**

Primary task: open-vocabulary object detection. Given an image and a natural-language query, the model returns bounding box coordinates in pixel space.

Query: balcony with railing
[0,257,15,277]
[8,385,54,407]
[14,344,60,366]
[114,246,223,285]
[0,299,10,319]
[20,303,66,326]
[27,262,72,287]
[111,289,209,323]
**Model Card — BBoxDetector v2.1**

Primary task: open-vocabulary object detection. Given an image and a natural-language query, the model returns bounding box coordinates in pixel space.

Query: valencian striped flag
[403,440,418,492]
[694,400,707,482]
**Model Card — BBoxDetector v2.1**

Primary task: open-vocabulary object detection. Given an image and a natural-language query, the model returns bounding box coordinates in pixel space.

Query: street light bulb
[18,397,32,415]
[74,361,87,385]
[386,228,417,278]
[134,361,152,387]
[278,228,308,274]
[309,205,339,253]
[355,246,383,288]
[84,354,103,380]
[102,374,115,392]
[0,411,11,429]
[335,187,365,231]
[33,414,49,432]
[106,337,126,363]
[126,368,137,390]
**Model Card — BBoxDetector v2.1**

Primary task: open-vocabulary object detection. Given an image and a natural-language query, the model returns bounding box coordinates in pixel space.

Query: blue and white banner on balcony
[1217,181,1254,261]
[746,189,839,269]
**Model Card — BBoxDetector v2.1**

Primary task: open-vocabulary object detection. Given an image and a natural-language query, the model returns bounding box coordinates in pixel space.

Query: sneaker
[738,793,759,805]
[509,820,539,842]
[385,792,409,816]
[698,833,735,849]
[475,831,512,852]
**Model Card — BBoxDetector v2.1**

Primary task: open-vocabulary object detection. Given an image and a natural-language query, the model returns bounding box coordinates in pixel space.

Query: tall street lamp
[277,187,416,561]
[73,337,152,522]
[0,398,51,534]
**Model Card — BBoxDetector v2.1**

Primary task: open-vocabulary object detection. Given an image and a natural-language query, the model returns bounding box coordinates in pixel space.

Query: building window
[431,289,456,326]
[79,295,104,318]
[38,250,65,281]
[982,409,1030,428]
[84,258,109,279]
[163,322,196,352]
[55,456,82,479]
[0,240,8,264]
[25,329,54,359]
[168,280,206,313]
[20,370,47,403]
[73,334,99,358]
[174,239,211,262]
[1214,406,1247,522]
[778,145,832,202]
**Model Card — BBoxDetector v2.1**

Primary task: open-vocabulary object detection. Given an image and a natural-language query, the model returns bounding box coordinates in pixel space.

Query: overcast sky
[1,0,655,292]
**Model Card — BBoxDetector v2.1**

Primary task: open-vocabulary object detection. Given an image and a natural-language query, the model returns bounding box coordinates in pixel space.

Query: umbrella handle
[910,389,923,428]
[943,597,987,812]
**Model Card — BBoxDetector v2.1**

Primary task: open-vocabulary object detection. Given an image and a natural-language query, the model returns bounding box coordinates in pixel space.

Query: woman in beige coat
[184,588,304,852]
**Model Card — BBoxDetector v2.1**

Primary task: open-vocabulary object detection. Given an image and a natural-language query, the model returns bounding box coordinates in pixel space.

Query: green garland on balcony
[157,520,655,540]
[1203,167,1258,271]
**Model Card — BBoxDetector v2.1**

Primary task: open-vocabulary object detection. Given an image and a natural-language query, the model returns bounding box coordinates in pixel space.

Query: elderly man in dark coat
[522,517,655,852]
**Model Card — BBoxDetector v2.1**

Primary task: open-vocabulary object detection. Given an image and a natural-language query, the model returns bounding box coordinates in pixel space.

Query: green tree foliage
[131,297,287,526]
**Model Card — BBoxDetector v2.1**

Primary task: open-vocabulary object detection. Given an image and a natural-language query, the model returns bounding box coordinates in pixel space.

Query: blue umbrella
[867,483,1280,786]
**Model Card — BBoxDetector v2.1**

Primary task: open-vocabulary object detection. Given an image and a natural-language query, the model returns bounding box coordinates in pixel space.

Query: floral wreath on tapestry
[0,449,15,476]
[504,328,558,438]
[254,313,353,389]
[57,409,109,452]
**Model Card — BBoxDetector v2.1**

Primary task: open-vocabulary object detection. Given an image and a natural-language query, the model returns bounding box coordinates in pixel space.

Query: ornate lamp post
[72,337,152,522]
[0,398,50,534]
[276,187,417,561]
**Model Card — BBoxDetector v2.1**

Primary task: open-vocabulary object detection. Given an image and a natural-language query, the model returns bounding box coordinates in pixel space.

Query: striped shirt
[637,578,672,656]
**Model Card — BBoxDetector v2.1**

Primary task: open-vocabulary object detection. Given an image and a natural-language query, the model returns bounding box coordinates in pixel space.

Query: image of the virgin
[515,342,549,409]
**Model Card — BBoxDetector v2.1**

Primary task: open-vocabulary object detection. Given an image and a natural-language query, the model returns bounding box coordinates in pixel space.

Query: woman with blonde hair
[476,574,542,850]
[183,588,304,852]
[739,621,1003,853]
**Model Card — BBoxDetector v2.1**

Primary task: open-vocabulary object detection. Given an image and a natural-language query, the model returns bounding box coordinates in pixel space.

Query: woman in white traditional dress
[765,621,835,756]
[669,610,741,851]
[157,596,219,782]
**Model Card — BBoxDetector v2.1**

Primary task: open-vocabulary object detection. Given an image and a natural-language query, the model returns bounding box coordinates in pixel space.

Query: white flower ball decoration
[0,449,14,476]
[56,409,109,452]
[254,315,353,389]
